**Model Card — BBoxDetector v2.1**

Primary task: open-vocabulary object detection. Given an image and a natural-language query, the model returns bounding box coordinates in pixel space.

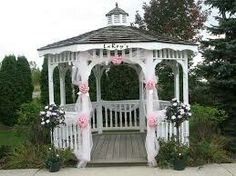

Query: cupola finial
[116,2,118,8]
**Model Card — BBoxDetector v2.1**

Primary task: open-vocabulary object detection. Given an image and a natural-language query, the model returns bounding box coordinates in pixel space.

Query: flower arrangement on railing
[165,98,191,144]
[40,104,65,172]
[165,98,191,170]
[111,55,123,65]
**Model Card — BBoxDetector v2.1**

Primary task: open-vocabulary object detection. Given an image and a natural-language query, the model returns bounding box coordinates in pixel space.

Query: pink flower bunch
[145,80,156,90]
[79,82,89,94]
[77,113,89,129]
[147,113,157,128]
[111,56,123,65]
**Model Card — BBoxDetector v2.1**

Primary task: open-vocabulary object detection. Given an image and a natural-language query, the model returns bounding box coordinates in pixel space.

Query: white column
[139,71,145,132]
[48,56,56,105]
[183,52,189,104]
[173,62,180,101]
[182,51,189,144]
[93,66,103,134]
[76,52,92,165]
[144,52,158,166]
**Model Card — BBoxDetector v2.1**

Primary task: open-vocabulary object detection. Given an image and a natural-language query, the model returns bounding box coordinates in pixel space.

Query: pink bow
[145,80,156,90]
[111,56,123,65]
[147,113,157,128]
[77,113,89,129]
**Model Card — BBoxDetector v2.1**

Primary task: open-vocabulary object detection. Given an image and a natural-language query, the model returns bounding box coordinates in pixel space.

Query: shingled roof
[105,3,129,16]
[38,25,196,51]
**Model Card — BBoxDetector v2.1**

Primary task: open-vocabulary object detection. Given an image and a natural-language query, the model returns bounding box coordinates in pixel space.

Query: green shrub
[190,104,227,141]
[16,100,50,145]
[3,143,48,169]
[59,148,77,167]
[2,144,77,169]
[188,105,230,166]
[0,145,12,169]
[156,139,189,168]
[0,145,11,159]
[188,136,230,166]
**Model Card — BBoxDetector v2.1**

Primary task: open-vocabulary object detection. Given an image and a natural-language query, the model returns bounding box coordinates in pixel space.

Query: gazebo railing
[53,100,189,150]
[62,100,170,131]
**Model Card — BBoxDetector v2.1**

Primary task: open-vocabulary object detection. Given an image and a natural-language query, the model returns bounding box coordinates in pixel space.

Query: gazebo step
[88,160,147,167]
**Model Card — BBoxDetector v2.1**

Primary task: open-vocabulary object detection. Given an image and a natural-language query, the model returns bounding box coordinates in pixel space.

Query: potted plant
[45,147,61,172]
[166,98,191,170]
[40,104,65,172]
[173,144,189,170]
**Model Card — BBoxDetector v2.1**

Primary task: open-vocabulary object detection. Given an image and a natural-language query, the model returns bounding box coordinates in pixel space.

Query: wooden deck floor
[90,132,147,165]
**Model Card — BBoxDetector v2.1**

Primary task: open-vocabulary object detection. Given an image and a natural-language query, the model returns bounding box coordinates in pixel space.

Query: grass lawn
[0,123,25,146]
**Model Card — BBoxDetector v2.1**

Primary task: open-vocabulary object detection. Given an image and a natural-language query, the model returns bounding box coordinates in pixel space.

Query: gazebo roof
[38,25,196,51]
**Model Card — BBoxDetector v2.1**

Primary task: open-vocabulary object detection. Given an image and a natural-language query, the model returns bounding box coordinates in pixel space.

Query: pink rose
[147,114,157,128]
[112,56,123,65]
[77,113,89,129]
[145,80,156,90]
[79,82,89,94]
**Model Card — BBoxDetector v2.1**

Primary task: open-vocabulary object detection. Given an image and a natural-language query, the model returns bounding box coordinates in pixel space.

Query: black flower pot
[173,158,186,171]
[49,161,61,172]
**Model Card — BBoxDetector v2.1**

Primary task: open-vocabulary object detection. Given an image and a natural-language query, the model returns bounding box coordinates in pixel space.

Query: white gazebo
[38,3,197,167]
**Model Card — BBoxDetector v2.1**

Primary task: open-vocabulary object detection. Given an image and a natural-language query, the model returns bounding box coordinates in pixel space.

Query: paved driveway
[0,163,235,176]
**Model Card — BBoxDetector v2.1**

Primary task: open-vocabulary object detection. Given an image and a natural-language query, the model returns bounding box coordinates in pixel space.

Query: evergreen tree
[40,57,49,105]
[53,67,60,105]
[0,55,18,126]
[134,11,146,30]
[200,0,236,149]
[65,70,73,104]
[16,56,33,104]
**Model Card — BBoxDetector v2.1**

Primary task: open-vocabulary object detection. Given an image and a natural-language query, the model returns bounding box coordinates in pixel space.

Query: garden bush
[0,145,12,169]
[190,104,227,141]
[0,145,11,159]
[188,104,230,166]
[16,99,50,145]
[59,148,77,167]
[156,139,189,168]
[2,143,48,169]
[2,144,77,169]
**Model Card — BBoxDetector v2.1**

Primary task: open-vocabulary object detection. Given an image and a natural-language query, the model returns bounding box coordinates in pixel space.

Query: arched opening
[155,60,184,102]
[100,64,139,101]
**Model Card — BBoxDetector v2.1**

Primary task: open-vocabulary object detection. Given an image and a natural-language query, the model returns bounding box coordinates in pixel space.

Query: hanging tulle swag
[144,78,166,166]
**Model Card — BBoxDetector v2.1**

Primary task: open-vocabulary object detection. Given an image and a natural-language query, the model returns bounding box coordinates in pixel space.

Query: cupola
[105,3,129,26]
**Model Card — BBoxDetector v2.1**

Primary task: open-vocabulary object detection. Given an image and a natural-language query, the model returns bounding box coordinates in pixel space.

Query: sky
[0,0,217,68]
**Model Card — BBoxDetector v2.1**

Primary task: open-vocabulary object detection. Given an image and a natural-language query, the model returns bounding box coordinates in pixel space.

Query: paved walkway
[0,163,236,176]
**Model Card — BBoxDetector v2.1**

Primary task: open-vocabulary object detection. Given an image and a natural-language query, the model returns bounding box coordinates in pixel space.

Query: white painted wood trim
[38,42,198,56]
